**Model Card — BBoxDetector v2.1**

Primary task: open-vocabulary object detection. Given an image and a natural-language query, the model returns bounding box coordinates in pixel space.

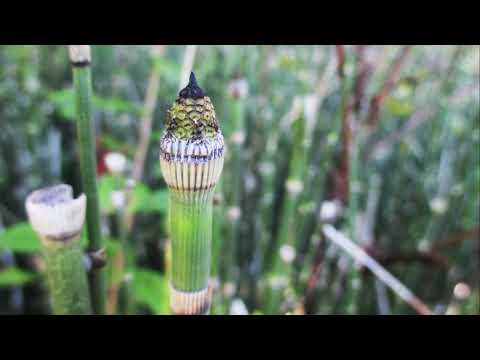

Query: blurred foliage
[0,45,478,315]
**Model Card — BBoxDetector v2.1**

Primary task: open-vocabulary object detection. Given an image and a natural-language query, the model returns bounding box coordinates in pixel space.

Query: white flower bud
[111,190,127,210]
[228,78,249,99]
[320,200,342,223]
[230,131,246,145]
[280,244,296,264]
[227,207,241,222]
[124,272,134,283]
[105,152,127,175]
[68,45,91,63]
[223,282,236,297]
[229,298,249,315]
[429,197,449,215]
[453,282,471,300]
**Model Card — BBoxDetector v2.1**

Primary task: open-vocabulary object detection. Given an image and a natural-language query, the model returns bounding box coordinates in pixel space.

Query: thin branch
[365,46,413,128]
[303,235,326,313]
[367,108,434,161]
[322,224,433,315]
[364,246,450,269]
[109,46,164,314]
[366,46,473,162]
[335,45,346,79]
[131,45,165,182]
[433,227,479,251]
[352,45,373,115]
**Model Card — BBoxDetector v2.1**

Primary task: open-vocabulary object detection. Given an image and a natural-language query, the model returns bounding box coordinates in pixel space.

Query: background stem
[71,47,107,315]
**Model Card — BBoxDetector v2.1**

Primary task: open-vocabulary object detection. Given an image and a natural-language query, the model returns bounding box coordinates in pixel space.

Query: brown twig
[363,246,450,269]
[303,235,326,313]
[333,99,354,205]
[335,45,346,79]
[131,45,165,183]
[353,45,373,115]
[365,46,413,128]
[433,227,479,251]
[366,46,473,162]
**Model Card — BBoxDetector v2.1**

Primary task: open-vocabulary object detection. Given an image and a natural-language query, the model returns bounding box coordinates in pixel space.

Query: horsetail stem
[265,102,309,314]
[26,185,91,315]
[223,78,248,289]
[68,45,107,315]
[160,72,225,315]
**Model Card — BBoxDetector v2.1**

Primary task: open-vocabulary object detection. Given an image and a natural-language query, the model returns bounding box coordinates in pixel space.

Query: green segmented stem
[72,64,107,315]
[43,238,91,315]
[170,189,213,292]
[265,112,308,314]
[221,97,245,289]
[272,112,308,271]
[211,182,223,279]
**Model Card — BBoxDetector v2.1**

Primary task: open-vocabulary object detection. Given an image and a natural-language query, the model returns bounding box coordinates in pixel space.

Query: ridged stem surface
[72,65,107,315]
[43,238,91,315]
[170,189,213,292]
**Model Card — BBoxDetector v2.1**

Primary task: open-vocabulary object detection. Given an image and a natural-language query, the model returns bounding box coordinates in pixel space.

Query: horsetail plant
[68,45,107,315]
[26,184,91,315]
[222,77,248,290]
[160,72,225,315]
[265,101,309,314]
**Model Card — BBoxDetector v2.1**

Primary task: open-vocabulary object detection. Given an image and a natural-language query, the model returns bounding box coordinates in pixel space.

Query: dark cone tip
[179,72,205,99]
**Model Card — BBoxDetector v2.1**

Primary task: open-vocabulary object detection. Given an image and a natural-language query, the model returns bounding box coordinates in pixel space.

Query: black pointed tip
[179,71,205,99]
[189,72,198,86]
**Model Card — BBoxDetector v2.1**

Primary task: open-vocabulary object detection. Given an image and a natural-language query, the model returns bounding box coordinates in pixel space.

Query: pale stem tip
[25,184,86,242]
[68,45,91,64]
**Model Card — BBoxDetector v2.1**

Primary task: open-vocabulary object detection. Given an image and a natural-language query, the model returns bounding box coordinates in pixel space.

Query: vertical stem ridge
[43,237,92,315]
[71,50,107,315]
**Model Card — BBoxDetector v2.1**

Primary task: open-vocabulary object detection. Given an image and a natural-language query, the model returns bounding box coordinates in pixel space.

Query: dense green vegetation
[0,45,478,315]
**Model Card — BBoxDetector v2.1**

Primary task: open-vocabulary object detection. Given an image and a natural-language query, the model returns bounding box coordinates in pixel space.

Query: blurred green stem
[70,46,107,315]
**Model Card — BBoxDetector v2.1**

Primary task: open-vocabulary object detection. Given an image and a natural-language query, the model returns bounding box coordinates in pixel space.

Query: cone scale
[160,73,224,315]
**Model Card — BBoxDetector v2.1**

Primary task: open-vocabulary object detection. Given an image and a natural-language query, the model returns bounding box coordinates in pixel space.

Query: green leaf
[93,95,142,115]
[103,237,122,258]
[99,176,167,215]
[48,89,76,120]
[129,185,168,215]
[132,269,169,314]
[0,223,42,253]
[98,175,118,215]
[386,97,414,117]
[128,183,150,213]
[48,89,142,122]
[0,268,38,287]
